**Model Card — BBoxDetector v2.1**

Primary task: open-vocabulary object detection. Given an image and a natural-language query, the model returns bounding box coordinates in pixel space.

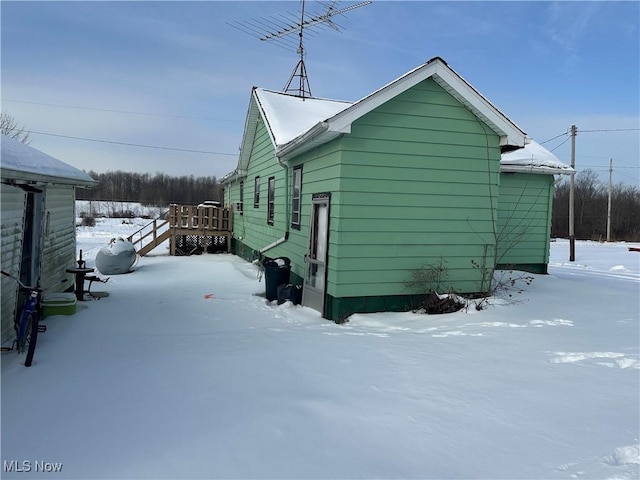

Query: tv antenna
[230,1,372,98]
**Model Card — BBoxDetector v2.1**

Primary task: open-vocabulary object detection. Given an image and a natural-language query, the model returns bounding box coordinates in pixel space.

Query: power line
[31,131,238,156]
[580,128,640,133]
[550,136,571,152]
[2,99,243,123]
[540,131,568,144]
[589,165,640,169]
[539,127,639,146]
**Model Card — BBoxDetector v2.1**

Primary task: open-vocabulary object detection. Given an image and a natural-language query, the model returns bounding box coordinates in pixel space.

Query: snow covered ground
[2,217,639,479]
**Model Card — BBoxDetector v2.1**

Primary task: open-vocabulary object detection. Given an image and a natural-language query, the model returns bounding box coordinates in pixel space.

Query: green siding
[226,118,343,295]
[266,141,343,297]
[325,293,424,324]
[225,78,550,320]
[330,78,501,300]
[497,173,553,271]
[228,119,287,252]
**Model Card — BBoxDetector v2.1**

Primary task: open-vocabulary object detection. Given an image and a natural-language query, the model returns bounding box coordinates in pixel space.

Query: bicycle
[1,270,46,367]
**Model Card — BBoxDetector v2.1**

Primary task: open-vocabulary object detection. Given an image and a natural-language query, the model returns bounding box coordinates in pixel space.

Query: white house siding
[1,183,26,344]
[40,185,77,293]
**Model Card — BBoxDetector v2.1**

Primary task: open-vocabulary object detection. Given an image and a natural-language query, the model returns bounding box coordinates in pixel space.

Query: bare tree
[552,169,640,241]
[0,112,31,144]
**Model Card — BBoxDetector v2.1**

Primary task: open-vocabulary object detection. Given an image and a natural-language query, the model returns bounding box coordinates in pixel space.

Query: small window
[267,177,275,225]
[291,166,302,228]
[238,181,244,215]
[254,176,260,208]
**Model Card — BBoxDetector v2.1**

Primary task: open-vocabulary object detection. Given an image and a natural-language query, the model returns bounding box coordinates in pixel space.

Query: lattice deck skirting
[173,234,229,256]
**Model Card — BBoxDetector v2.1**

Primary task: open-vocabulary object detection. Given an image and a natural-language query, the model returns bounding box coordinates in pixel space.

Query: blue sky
[2,1,639,186]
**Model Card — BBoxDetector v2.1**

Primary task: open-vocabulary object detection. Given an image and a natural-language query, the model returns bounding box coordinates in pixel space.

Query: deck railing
[169,204,233,232]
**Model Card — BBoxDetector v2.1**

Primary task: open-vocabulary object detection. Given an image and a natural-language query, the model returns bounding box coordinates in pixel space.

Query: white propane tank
[95,238,137,275]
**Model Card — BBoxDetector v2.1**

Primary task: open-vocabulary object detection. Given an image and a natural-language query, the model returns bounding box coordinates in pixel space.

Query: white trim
[327,62,440,135]
[276,122,330,159]
[501,165,575,175]
[431,65,527,147]
[326,58,526,148]
[223,57,530,178]
[236,89,263,175]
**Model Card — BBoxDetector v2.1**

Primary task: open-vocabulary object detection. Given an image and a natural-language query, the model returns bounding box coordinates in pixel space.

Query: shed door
[20,188,44,287]
[302,193,330,315]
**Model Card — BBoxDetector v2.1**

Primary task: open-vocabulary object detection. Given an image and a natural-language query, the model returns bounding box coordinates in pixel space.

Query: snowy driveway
[2,240,639,479]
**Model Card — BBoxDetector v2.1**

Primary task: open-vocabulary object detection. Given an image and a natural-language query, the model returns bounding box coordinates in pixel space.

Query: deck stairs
[127,211,171,256]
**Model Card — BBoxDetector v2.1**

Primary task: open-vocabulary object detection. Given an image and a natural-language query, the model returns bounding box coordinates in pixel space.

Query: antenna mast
[285,0,312,98]
[230,1,372,98]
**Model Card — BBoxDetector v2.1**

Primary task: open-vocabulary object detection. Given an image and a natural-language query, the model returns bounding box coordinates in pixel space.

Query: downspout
[259,155,290,255]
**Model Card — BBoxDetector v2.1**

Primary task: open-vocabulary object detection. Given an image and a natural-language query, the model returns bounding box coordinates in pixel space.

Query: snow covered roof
[221,88,352,182]
[255,89,353,146]
[1,134,96,186]
[501,140,574,175]
[223,57,530,183]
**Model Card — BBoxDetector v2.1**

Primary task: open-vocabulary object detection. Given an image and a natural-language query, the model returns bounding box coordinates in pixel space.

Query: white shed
[1,135,96,344]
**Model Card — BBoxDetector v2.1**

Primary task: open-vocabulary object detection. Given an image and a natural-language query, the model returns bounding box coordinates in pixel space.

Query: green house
[221,57,572,321]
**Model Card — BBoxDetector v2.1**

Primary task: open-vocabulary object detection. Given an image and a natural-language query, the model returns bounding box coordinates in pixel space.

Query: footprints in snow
[428,318,573,338]
[549,351,639,369]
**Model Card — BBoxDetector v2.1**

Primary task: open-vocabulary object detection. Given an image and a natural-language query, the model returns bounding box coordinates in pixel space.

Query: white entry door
[302,194,330,314]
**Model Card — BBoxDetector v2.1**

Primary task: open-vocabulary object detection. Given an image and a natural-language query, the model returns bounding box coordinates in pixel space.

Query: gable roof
[256,89,353,147]
[1,135,96,186]
[225,56,529,182]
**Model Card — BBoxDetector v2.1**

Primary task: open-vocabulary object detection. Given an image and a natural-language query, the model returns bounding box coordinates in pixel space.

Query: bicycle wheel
[24,312,39,367]
[15,310,30,354]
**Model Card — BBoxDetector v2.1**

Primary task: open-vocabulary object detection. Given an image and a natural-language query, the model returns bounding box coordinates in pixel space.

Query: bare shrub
[80,216,96,227]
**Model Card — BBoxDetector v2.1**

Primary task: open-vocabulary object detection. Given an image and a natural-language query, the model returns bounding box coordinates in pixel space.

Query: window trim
[291,166,302,229]
[253,176,260,208]
[267,176,275,225]
[238,180,244,215]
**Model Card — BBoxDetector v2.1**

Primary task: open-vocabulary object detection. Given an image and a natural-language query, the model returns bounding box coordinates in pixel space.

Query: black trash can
[277,283,302,305]
[262,257,291,301]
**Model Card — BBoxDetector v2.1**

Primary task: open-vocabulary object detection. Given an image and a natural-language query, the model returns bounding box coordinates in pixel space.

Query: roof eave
[276,121,332,161]
[1,168,98,187]
[326,57,528,148]
[500,164,575,175]
[431,64,527,147]
[219,167,247,186]
[233,88,266,178]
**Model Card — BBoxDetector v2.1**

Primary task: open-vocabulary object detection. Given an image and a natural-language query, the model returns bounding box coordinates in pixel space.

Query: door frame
[302,192,331,317]
[19,185,45,287]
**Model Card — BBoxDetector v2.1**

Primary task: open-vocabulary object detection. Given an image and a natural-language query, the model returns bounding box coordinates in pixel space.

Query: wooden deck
[127,204,233,256]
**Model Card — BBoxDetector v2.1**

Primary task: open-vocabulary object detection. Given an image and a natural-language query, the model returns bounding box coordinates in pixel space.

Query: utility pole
[607,158,613,242]
[569,125,577,261]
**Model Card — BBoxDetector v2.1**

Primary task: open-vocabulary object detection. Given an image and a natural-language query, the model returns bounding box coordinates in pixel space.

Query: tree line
[552,169,640,241]
[76,170,223,206]
[77,168,639,241]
